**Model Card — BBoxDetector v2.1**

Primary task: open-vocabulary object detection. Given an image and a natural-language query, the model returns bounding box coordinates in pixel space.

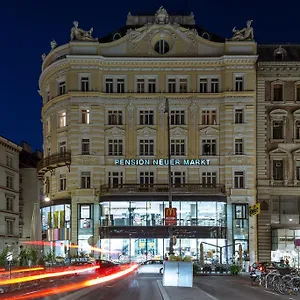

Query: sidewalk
[157,280,217,300]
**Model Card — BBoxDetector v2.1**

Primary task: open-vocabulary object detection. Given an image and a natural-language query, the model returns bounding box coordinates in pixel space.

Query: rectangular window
[148,78,156,93]
[45,177,50,194]
[6,154,13,168]
[81,139,90,155]
[211,78,219,93]
[45,119,50,133]
[58,81,66,96]
[235,76,244,91]
[108,139,123,156]
[171,171,186,187]
[202,172,217,186]
[179,78,188,93]
[6,175,13,189]
[108,110,123,125]
[59,141,67,153]
[201,110,217,125]
[108,172,123,188]
[59,174,67,191]
[273,120,284,139]
[116,78,125,93]
[234,204,247,219]
[6,220,13,235]
[273,84,283,101]
[273,160,284,180]
[80,77,89,91]
[59,111,66,128]
[296,121,300,139]
[81,172,91,189]
[139,139,154,156]
[296,86,300,101]
[81,109,90,124]
[296,161,300,180]
[234,138,244,155]
[139,171,154,186]
[6,196,14,211]
[171,139,185,156]
[137,79,145,93]
[234,171,244,188]
[168,78,176,93]
[105,78,113,93]
[202,139,217,155]
[170,110,185,125]
[80,204,91,219]
[139,110,154,125]
[234,109,244,124]
[199,78,208,93]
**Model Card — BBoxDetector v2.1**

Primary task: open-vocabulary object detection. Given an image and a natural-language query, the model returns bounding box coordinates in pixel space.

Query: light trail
[0,267,44,276]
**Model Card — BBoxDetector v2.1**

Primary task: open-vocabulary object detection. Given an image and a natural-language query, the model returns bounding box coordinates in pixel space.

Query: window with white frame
[234,171,244,188]
[179,78,188,93]
[296,160,300,180]
[108,171,123,188]
[81,171,91,189]
[108,139,123,156]
[202,139,217,155]
[199,78,208,93]
[6,220,13,235]
[139,110,154,125]
[202,172,217,186]
[273,84,283,101]
[171,171,186,187]
[170,110,185,125]
[81,139,90,155]
[6,174,13,189]
[171,139,185,156]
[6,154,13,167]
[273,160,284,180]
[210,78,219,93]
[80,76,89,91]
[168,78,176,93]
[137,79,145,93]
[139,171,154,186]
[58,111,66,128]
[81,109,90,124]
[6,195,14,211]
[168,77,189,93]
[201,110,217,125]
[234,138,244,155]
[105,78,113,93]
[108,110,123,125]
[139,139,154,156]
[235,75,244,91]
[148,78,156,93]
[59,141,67,153]
[116,78,125,93]
[296,121,300,140]
[272,120,284,140]
[58,81,66,96]
[59,174,67,191]
[234,108,244,124]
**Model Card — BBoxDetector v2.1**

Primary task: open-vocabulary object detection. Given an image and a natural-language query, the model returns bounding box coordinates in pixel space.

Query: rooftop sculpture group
[231,20,254,41]
[70,21,97,42]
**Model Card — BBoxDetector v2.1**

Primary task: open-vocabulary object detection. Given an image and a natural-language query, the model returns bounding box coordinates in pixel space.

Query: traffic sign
[249,203,261,216]
[6,252,13,262]
[165,208,177,225]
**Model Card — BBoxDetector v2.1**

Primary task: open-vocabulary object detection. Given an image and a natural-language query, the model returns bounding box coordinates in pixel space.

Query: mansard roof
[257,44,300,61]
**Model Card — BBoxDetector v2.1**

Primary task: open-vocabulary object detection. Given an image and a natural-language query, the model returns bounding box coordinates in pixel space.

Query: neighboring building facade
[19,142,43,241]
[38,8,257,263]
[257,45,300,264]
[0,136,22,253]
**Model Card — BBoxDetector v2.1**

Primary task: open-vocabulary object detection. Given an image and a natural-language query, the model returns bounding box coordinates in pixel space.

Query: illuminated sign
[114,159,210,166]
[165,208,177,226]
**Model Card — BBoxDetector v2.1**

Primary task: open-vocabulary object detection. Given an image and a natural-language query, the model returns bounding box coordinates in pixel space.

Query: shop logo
[165,208,177,226]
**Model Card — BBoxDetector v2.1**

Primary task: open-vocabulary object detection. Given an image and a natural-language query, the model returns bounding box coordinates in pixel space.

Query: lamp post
[164,98,174,255]
[44,196,53,257]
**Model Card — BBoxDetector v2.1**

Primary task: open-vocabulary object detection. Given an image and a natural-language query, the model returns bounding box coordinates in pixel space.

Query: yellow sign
[249,203,261,216]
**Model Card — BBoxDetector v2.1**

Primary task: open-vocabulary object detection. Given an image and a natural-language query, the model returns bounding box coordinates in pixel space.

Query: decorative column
[159,98,166,128]
[127,99,135,129]
[284,157,288,186]
[189,99,197,128]
[270,157,274,186]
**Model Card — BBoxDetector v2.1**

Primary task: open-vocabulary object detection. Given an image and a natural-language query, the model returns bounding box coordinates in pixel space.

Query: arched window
[269,109,287,141]
[271,80,284,102]
[202,32,210,40]
[154,40,170,55]
[273,46,287,61]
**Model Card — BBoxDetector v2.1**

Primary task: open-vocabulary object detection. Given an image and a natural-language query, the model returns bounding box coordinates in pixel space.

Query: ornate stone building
[38,7,257,263]
[257,45,300,264]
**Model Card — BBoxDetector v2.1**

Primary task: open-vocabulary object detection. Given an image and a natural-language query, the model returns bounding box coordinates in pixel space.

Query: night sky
[1,0,299,151]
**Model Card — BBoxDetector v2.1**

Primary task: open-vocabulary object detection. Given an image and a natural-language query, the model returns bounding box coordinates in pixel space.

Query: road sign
[249,203,261,216]
[6,252,12,262]
[165,208,177,225]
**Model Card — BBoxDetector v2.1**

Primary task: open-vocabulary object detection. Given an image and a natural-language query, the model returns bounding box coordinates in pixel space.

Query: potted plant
[229,263,241,275]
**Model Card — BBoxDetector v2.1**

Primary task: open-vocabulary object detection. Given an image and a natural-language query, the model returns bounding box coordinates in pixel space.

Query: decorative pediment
[199,126,220,135]
[269,148,289,156]
[137,126,156,136]
[293,109,300,119]
[170,126,187,136]
[292,148,300,154]
[105,126,125,136]
[270,109,287,120]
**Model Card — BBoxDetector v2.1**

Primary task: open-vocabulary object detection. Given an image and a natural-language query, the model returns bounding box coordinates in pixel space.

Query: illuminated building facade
[38,8,257,263]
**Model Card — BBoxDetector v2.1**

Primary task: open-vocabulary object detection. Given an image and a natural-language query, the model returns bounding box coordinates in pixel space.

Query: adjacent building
[257,45,300,264]
[38,7,257,263]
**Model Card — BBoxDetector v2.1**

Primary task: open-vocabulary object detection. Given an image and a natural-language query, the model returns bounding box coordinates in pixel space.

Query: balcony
[37,152,71,179]
[100,183,225,196]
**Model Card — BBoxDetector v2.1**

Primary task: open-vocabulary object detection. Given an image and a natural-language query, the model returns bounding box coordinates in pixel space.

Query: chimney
[21,141,32,153]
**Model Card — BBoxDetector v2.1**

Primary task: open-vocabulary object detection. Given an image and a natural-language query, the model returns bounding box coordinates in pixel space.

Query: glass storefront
[41,204,71,230]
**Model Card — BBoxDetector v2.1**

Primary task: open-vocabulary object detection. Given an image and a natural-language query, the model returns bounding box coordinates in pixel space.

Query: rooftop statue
[70,21,97,42]
[231,20,254,41]
[50,40,57,51]
[41,53,46,61]
[155,6,169,24]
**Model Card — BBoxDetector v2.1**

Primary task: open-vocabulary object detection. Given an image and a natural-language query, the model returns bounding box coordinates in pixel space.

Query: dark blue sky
[1,0,299,151]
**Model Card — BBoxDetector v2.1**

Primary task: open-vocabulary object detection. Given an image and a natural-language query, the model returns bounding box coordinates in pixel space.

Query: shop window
[234,204,247,219]
[79,204,91,219]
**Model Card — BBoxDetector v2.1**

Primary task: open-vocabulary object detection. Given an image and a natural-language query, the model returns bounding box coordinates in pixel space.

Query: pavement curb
[195,286,220,300]
[156,280,170,300]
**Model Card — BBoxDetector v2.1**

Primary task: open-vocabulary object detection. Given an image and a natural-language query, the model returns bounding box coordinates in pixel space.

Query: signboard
[114,158,210,166]
[295,239,300,247]
[165,208,177,226]
[6,252,13,262]
[249,203,261,216]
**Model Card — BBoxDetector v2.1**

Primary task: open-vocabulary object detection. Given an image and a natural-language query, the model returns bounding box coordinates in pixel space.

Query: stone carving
[41,53,46,61]
[127,24,152,53]
[105,126,125,136]
[70,21,97,42]
[137,127,156,136]
[155,6,169,24]
[159,99,166,127]
[170,126,187,136]
[231,20,254,41]
[128,100,135,129]
[190,100,197,127]
[50,40,57,51]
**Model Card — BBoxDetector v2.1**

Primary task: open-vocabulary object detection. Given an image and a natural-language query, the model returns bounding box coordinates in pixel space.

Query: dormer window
[275,53,283,61]
[273,47,286,61]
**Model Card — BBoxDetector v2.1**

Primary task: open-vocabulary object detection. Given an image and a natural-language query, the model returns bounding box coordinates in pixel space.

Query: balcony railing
[100,183,225,196]
[37,152,71,179]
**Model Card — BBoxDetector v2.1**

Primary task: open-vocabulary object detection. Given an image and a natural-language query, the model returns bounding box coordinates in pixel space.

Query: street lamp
[164,98,174,255]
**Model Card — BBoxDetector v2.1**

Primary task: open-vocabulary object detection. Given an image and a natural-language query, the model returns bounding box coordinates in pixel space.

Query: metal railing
[37,152,71,175]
